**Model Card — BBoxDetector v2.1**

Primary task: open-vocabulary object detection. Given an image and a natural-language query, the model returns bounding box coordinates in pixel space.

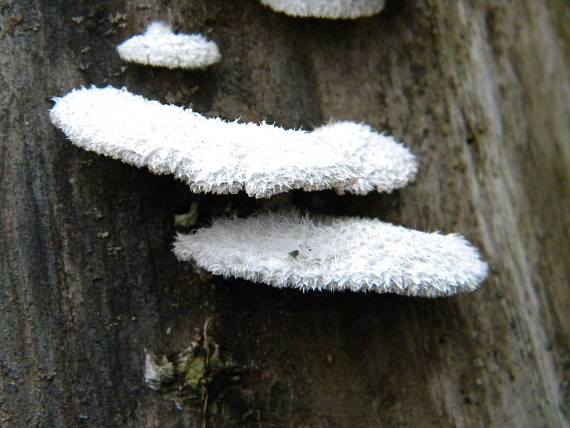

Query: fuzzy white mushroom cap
[49,86,363,198]
[313,122,418,194]
[173,211,489,297]
[260,0,385,19]
[116,22,221,69]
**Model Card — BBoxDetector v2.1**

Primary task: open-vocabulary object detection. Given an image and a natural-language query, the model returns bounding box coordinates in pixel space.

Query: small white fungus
[116,22,221,69]
[49,87,359,198]
[313,121,418,194]
[260,0,385,19]
[173,211,489,297]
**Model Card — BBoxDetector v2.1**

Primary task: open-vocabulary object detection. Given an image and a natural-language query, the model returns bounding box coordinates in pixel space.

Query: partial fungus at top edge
[260,0,385,19]
[116,21,221,69]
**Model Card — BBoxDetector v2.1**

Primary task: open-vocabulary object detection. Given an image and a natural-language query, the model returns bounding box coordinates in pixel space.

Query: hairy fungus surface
[116,22,220,69]
[173,212,489,297]
[260,0,385,19]
[49,87,361,198]
[314,121,418,194]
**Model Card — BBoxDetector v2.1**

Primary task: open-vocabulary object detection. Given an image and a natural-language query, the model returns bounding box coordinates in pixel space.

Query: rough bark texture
[1,1,569,427]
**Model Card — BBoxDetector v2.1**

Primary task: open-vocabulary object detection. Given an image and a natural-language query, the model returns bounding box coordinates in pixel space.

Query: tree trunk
[1,1,568,427]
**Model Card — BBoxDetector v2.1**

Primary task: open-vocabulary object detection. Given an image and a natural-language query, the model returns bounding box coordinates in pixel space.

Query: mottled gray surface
[1,1,569,427]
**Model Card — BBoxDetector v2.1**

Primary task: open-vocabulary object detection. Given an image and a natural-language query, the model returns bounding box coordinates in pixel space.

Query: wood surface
[1,1,568,427]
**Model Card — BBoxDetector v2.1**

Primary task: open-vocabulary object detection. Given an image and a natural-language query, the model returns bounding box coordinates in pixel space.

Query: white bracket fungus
[116,22,221,69]
[260,0,385,19]
[49,87,417,198]
[173,211,489,297]
[314,121,418,194]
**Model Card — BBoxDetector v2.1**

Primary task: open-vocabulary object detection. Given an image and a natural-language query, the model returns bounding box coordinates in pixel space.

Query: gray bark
[1,1,568,427]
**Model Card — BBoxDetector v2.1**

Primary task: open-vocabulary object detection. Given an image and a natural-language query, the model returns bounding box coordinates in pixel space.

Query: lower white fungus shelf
[173,212,489,297]
[49,87,417,198]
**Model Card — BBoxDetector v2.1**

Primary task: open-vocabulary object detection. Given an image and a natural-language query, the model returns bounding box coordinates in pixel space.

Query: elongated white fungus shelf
[260,0,385,19]
[314,122,417,194]
[117,22,220,69]
[49,87,359,198]
[173,212,489,297]
[49,87,417,198]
